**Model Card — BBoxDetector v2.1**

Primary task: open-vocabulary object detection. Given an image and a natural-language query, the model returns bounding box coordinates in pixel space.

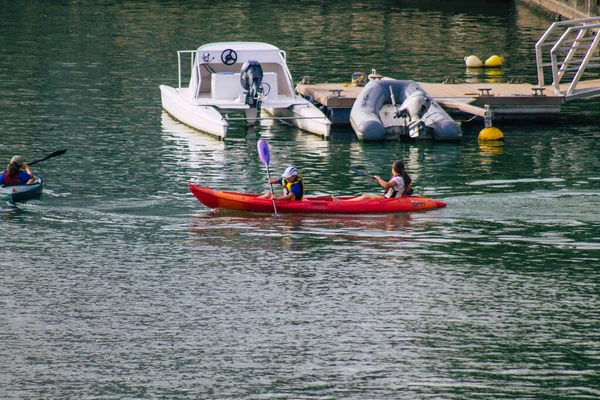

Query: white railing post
[555,27,587,82]
[536,21,559,87]
[567,26,600,96]
[176,50,197,89]
[177,51,182,89]
[537,17,600,97]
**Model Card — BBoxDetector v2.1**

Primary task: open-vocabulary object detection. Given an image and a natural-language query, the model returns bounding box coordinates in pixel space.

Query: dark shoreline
[520,0,599,19]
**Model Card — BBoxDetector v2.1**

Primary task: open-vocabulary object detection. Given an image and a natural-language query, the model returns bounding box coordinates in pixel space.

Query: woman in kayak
[259,166,304,200]
[0,156,35,186]
[348,160,411,201]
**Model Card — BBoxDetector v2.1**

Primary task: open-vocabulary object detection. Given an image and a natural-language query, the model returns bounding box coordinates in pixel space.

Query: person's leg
[258,192,273,199]
[347,193,382,201]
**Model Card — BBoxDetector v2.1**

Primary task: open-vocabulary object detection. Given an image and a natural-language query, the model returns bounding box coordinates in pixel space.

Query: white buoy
[464,55,483,68]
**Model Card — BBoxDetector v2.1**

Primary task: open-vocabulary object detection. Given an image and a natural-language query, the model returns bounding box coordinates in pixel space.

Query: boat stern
[264,103,331,138]
[160,85,229,138]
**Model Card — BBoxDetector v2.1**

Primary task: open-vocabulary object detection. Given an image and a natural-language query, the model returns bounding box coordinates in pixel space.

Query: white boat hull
[264,103,331,138]
[160,85,228,138]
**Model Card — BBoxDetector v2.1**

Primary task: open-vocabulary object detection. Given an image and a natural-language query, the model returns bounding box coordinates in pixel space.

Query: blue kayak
[0,176,44,203]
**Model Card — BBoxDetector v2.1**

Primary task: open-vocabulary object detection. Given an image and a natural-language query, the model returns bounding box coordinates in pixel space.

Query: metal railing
[176,50,196,89]
[535,17,600,98]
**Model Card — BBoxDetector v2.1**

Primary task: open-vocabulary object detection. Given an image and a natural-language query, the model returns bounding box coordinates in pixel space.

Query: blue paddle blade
[257,139,270,165]
[350,167,366,176]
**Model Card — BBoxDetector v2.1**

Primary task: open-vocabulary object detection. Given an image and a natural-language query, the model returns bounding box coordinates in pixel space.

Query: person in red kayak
[348,160,412,201]
[259,166,304,201]
[0,156,35,186]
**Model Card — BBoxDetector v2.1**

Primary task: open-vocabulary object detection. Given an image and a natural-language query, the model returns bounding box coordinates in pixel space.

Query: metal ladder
[535,17,600,99]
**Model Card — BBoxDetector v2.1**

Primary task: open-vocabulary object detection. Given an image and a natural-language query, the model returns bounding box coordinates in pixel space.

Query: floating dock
[296,17,600,132]
[297,79,600,123]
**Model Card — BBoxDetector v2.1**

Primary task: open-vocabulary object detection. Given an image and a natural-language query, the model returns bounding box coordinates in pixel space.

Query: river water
[2,1,599,399]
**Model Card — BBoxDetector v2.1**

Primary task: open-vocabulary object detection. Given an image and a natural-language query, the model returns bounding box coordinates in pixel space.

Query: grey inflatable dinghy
[350,80,462,141]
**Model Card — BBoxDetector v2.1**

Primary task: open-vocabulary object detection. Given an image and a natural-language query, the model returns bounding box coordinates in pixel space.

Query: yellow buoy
[484,55,504,67]
[478,127,504,141]
[464,55,483,68]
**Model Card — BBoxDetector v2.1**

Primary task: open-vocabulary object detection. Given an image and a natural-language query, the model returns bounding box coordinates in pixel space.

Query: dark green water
[2,1,599,399]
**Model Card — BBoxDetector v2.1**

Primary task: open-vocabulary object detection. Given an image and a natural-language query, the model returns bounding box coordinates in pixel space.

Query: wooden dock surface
[296,78,600,122]
[296,81,565,109]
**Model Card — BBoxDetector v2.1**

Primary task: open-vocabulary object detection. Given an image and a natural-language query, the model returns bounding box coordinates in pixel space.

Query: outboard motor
[240,60,264,110]
[397,90,431,138]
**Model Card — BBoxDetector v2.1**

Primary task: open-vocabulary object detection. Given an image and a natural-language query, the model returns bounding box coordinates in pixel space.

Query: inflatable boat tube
[350,80,462,141]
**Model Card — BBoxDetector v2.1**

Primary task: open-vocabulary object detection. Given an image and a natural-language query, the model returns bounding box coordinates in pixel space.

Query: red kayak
[189,184,447,214]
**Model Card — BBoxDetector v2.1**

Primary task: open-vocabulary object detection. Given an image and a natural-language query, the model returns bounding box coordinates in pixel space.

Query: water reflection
[464,66,506,83]
[189,211,416,245]
[160,112,224,158]
[478,140,504,156]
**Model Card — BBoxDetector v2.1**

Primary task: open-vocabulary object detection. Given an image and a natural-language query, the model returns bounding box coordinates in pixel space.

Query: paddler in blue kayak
[258,166,304,201]
[348,160,412,201]
[0,156,35,186]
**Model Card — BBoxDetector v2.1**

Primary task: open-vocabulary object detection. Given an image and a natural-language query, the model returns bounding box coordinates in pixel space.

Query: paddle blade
[28,149,68,166]
[257,139,270,165]
[47,149,67,158]
[350,166,376,180]
[350,167,366,176]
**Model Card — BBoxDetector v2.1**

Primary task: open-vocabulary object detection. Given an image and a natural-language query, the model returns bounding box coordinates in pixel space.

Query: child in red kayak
[258,166,304,201]
[0,156,35,186]
[348,160,412,201]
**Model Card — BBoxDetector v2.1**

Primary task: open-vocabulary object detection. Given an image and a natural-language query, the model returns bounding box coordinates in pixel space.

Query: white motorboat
[159,42,331,139]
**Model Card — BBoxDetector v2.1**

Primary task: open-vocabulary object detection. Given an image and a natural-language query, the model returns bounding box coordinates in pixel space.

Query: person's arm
[23,162,35,184]
[272,180,298,200]
[373,176,399,190]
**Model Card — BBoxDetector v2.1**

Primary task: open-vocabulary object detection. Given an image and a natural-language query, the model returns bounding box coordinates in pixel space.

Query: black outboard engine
[240,60,264,110]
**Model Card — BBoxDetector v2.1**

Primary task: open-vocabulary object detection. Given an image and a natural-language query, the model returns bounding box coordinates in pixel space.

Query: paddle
[257,139,279,216]
[27,149,67,166]
[350,166,377,180]
[351,165,415,196]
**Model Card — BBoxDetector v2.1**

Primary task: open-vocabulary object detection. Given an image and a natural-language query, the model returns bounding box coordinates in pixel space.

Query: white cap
[282,166,297,179]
